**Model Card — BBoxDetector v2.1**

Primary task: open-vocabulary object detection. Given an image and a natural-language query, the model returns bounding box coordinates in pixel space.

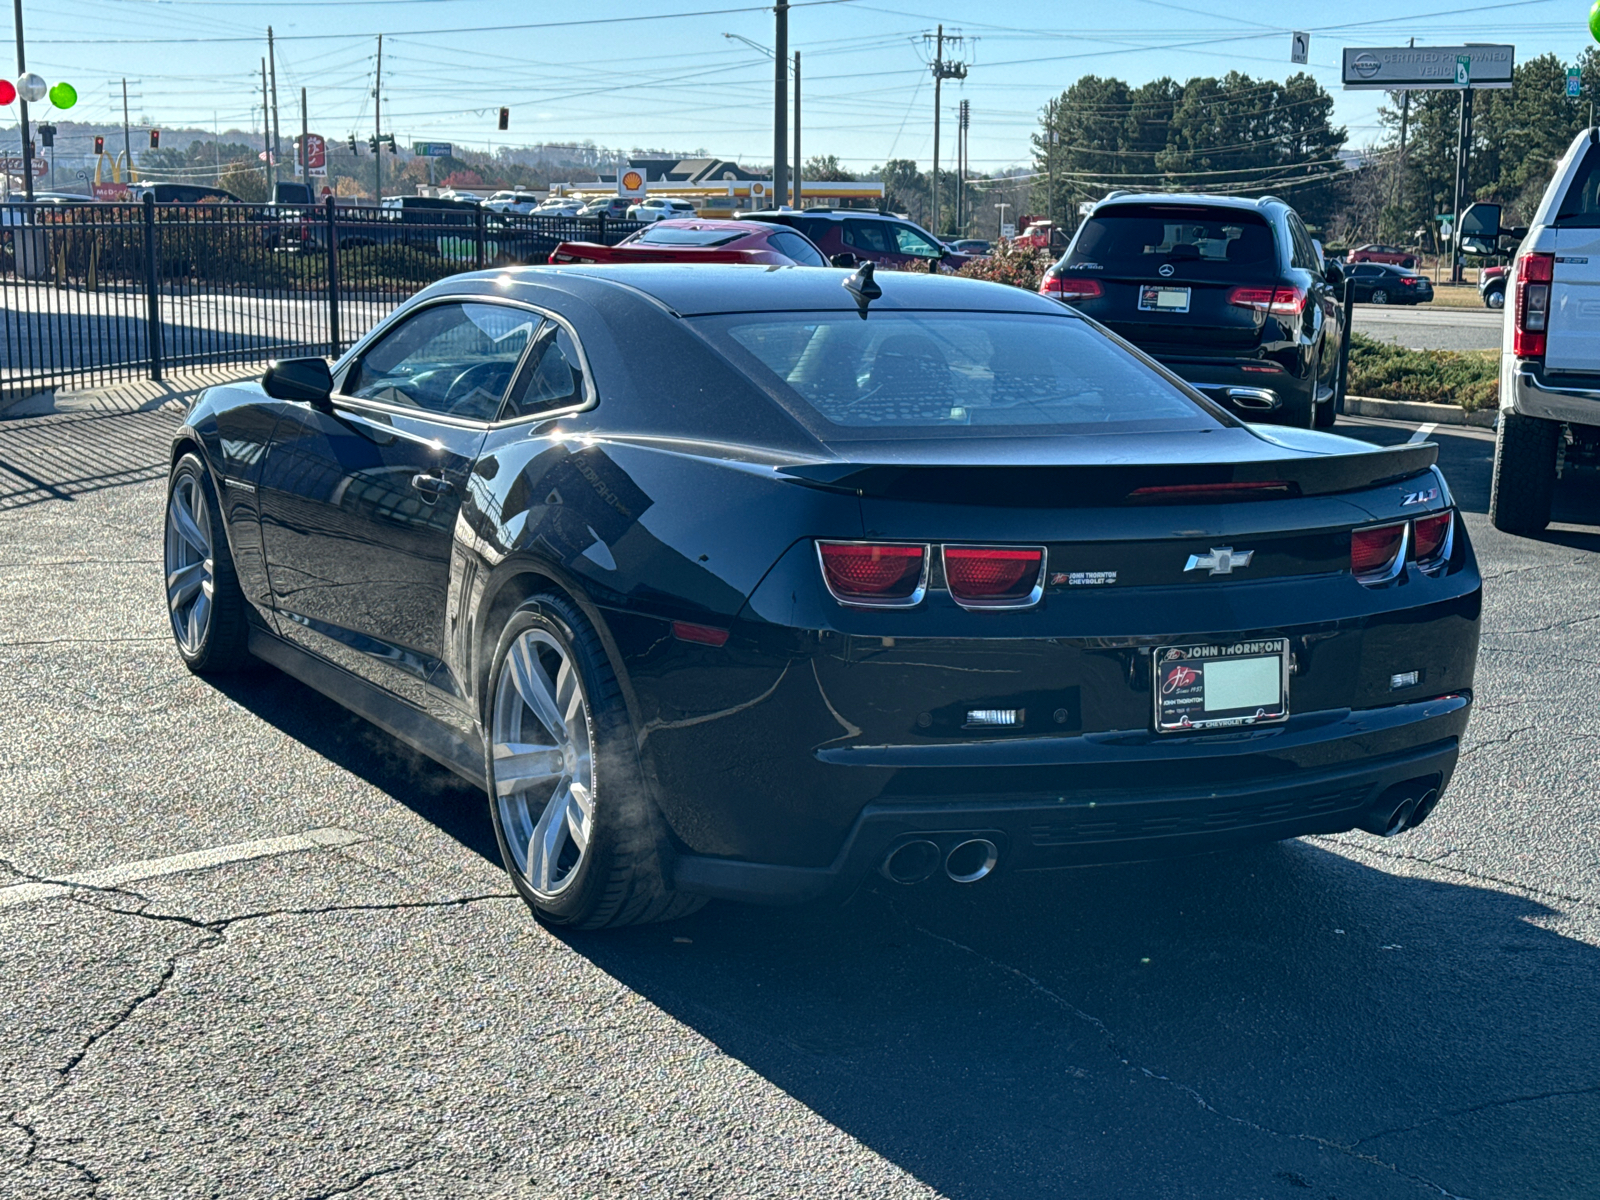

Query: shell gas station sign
[617,168,646,199]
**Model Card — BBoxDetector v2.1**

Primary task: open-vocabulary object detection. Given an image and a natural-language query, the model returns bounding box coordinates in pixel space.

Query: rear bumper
[1153,357,1310,414]
[671,694,1468,904]
[1507,360,1600,428]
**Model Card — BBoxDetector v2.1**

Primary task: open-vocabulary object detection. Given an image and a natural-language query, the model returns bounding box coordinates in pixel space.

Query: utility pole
[12,0,33,200]
[773,0,787,207]
[792,50,801,208]
[925,25,967,236]
[300,86,308,188]
[120,78,134,183]
[374,34,383,202]
[1047,100,1058,240]
[268,26,282,197]
[1393,37,1414,212]
[214,112,221,186]
[958,98,970,233]
[260,60,272,190]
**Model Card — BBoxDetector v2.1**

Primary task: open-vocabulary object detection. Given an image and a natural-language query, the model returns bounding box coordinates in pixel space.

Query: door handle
[411,473,455,502]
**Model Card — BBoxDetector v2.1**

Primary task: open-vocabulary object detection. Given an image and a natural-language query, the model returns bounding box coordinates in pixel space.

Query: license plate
[1139,285,1190,313]
[1154,639,1289,732]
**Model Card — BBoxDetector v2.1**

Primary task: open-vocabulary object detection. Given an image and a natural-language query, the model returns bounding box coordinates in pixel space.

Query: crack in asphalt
[297,1158,424,1200]
[1327,839,1596,911]
[1352,1084,1600,1146]
[5,891,517,1196]
[1457,725,1537,759]
[901,910,1480,1200]
[1499,612,1600,636]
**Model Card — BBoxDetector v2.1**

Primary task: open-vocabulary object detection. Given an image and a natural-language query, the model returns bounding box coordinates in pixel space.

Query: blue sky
[5,0,1595,171]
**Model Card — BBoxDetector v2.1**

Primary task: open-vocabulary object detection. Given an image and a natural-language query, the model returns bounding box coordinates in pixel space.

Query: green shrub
[954,242,1055,291]
[1346,333,1498,412]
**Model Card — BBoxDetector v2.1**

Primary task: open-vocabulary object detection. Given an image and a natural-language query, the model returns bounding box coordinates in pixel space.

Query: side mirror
[1460,236,1496,257]
[1324,261,1345,286]
[1460,202,1502,240]
[830,252,860,269]
[263,357,333,408]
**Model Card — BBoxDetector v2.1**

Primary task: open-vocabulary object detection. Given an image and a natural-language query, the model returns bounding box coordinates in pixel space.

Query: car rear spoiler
[548,243,776,266]
[774,442,1438,507]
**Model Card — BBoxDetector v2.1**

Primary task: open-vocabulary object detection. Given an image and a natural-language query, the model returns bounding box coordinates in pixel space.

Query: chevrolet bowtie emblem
[1185,547,1254,576]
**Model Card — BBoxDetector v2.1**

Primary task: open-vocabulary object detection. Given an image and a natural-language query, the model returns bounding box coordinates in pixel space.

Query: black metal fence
[0,195,644,397]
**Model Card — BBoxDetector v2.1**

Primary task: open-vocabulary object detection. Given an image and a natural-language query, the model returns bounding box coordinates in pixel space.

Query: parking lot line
[1407,422,1438,444]
[0,827,365,908]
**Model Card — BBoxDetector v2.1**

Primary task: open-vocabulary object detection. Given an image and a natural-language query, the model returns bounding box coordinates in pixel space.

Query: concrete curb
[1343,395,1497,428]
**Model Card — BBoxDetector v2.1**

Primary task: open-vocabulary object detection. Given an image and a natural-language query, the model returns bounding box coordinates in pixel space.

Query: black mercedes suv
[1039,194,1345,428]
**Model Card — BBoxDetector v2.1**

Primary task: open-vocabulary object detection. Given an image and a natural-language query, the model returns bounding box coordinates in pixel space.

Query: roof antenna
[843,260,881,317]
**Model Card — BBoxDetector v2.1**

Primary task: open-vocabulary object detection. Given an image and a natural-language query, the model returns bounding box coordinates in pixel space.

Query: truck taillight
[1513,252,1554,359]
[817,542,928,608]
[1040,274,1101,301]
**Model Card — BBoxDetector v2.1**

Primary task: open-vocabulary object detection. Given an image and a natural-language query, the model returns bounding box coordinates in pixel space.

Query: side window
[501,322,586,420]
[796,218,834,244]
[892,223,944,258]
[770,231,827,266]
[343,302,537,421]
[1283,216,1314,270]
[1556,146,1600,226]
[843,220,892,254]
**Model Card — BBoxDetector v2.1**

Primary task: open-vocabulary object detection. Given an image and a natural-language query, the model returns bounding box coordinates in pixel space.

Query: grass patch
[1347,333,1498,411]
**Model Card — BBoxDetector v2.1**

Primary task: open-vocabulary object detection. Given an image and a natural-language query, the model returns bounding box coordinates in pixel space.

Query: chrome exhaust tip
[1225,386,1281,412]
[880,839,941,885]
[945,838,999,884]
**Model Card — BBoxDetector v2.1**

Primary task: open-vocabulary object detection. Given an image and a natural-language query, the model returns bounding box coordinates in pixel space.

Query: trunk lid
[1546,225,1600,372]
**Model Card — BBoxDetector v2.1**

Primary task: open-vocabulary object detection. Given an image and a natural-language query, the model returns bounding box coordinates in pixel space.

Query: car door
[889,221,949,271]
[1350,264,1377,301]
[256,299,537,706]
[841,218,897,266]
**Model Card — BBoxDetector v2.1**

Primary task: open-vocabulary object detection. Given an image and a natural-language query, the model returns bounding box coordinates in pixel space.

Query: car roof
[740,208,893,222]
[1092,192,1287,216]
[638,218,773,234]
[440,262,1070,318]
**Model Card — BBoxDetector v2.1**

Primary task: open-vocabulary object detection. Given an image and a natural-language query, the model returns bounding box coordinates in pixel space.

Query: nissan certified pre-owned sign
[1342,44,1513,90]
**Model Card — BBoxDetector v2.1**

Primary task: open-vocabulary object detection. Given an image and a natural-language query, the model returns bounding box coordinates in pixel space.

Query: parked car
[437,189,485,205]
[1346,261,1434,305]
[578,197,634,220]
[1013,221,1064,250]
[131,183,245,204]
[297,196,480,250]
[484,191,537,214]
[946,238,991,256]
[531,197,584,218]
[1479,264,1508,309]
[1348,243,1420,270]
[736,208,978,272]
[628,197,697,222]
[1464,130,1600,534]
[1038,192,1345,428]
[549,218,828,267]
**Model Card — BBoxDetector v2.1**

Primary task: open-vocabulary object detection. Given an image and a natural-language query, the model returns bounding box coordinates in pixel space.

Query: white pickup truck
[1467,129,1600,534]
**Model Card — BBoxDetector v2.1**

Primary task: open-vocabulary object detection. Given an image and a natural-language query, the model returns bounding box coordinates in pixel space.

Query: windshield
[694,311,1219,439]
[628,225,744,247]
[1064,205,1278,280]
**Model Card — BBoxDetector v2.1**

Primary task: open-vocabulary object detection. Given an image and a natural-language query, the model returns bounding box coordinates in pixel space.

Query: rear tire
[1489,412,1559,535]
[485,594,706,929]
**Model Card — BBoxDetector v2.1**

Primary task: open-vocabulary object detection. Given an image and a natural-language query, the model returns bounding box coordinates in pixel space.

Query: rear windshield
[1556,146,1600,227]
[1063,205,1278,279]
[629,225,744,247]
[692,311,1220,439]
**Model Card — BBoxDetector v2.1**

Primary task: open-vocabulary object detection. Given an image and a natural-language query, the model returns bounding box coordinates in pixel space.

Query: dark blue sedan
[163,264,1481,927]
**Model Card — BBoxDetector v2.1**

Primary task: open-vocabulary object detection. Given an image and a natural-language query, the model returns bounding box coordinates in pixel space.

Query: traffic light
[93,135,104,155]
[367,136,379,154]
[38,124,54,149]
[384,133,397,154]
[498,107,509,131]
[149,129,160,149]
[347,134,358,155]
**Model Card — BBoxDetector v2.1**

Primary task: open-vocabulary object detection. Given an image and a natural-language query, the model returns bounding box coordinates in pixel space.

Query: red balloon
[0,81,15,105]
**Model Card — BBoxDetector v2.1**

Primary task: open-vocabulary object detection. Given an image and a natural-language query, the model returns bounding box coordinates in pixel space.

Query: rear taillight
[1351,521,1407,584]
[1227,285,1307,317]
[1041,274,1101,301]
[817,542,928,608]
[1513,252,1554,359]
[1411,510,1453,570]
[942,545,1045,609]
[1400,277,1419,287]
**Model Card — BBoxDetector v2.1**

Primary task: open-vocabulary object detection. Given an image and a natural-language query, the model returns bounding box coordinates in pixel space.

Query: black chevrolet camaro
[164,264,1481,928]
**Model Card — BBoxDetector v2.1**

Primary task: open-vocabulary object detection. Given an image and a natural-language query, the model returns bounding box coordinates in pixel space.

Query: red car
[549,218,828,267]
[1348,243,1420,270]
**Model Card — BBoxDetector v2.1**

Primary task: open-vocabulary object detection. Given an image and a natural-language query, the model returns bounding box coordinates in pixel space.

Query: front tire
[1485,287,1506,310]
[1369,289,1389,305]
[164,453,251,673]
[1489,412,1559,535]
[485,594,704,929]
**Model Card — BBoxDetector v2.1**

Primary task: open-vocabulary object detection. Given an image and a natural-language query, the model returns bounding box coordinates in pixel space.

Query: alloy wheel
[491,628,594,897]
[164,472,214,656]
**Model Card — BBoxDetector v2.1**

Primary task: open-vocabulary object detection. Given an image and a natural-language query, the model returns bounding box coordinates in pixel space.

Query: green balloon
[1592,0,1600,43]
[47,81,76,109]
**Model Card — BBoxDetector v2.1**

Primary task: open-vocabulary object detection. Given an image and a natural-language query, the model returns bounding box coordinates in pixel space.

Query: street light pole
[12,0,33,200]
[792,50,800,208]
[773,0,787,207]
[995,202,1009,241]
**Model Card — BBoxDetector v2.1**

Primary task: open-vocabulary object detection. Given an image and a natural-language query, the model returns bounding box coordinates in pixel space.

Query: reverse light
[1411,510,1453,571]
[942,545,1046,609]
[1227,285,1307,317]
[1041,274,1102,301]
[817,541,928,608]
[1513,252,1553,359]
[1351,521,1408,584]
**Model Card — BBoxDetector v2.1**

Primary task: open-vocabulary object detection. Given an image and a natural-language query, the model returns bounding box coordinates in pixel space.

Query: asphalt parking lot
[2,383,1597,1200]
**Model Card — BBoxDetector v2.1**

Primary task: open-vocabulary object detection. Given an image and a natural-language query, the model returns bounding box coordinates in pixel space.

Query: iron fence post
[1336,276,1355,416]
[142,192,163,382]
[325,196,341,357]
[474,205,485,271]
[597,212,606,243]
